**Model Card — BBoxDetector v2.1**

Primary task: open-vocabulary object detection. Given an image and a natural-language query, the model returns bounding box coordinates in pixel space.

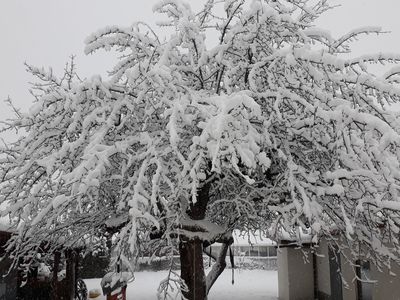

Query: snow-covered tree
[3,0,400,299]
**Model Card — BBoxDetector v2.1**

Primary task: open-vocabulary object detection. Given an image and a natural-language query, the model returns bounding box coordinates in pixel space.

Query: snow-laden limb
[3,0,400,298]
[382,65,400,81]
[179,216,233,245]
[158,268,187,300]
[332,26,384,51]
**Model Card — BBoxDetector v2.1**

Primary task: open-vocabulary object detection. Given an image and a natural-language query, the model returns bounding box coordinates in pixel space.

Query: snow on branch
[332,26,384,50]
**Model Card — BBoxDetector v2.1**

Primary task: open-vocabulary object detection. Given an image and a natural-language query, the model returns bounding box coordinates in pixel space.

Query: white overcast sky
[1,0,400,141]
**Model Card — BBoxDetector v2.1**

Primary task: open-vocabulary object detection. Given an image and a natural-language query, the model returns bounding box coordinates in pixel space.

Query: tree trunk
[51,251,61,300]
[205,242,229,294]
[179,182,210,300]
[65,249,76,300]
[179,237,207,300]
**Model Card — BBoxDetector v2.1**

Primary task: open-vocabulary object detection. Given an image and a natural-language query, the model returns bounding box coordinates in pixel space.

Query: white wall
[278,247,290,300]
[314,239,400,300]
[315,240,331,299]
[339,252,357,300]
[278,246,314,300]
[279,238,400,300]
[370,261,400,300]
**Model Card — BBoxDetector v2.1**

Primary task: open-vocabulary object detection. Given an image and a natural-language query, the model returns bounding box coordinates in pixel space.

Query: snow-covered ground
[85,269,278,300]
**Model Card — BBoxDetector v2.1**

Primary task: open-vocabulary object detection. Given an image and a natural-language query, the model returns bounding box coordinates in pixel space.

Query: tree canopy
[2,0,400,298]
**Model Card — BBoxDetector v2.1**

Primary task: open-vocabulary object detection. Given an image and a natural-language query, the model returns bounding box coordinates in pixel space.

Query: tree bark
[65,249,76,300]
[205,242,229,294]
[179,182,210,300]
[51,250,61,300]
[179,237,207,300]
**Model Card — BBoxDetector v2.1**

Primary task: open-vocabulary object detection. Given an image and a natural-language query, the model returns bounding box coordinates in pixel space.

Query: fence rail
[137,255,277,271]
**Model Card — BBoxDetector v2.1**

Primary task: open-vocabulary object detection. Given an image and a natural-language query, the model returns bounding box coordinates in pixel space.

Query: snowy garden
[2,0,400,299]
[84,270,278,300]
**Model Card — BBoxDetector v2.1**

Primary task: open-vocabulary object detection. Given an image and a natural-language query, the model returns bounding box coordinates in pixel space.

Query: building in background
[278,236,400,300]
[205,231,278,270]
